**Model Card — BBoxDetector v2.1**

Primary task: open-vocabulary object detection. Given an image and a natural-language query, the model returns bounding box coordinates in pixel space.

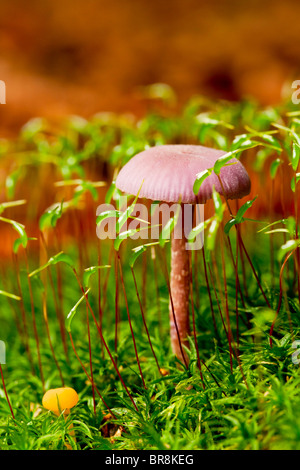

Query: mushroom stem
[53,408,76,450]
[63,410,77,449]
[169,208,191,364]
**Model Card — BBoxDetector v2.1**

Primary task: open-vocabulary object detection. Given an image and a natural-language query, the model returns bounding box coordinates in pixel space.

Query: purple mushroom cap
[115,144,251,203]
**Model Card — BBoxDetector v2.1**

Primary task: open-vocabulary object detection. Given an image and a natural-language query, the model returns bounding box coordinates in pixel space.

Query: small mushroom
[42,387,79,449]
[116,145,251,364]
[42,387,79,415]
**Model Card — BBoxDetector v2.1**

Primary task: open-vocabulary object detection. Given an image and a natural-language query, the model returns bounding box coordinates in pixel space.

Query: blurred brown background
[1,0,300,135]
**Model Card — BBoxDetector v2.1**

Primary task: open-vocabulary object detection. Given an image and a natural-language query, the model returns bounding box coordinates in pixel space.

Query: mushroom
[42,387,79,415]
[42,387,79,448]
[115,145,251,364]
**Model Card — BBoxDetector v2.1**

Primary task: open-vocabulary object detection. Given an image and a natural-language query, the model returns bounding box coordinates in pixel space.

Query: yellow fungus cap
[42,387,79,414]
